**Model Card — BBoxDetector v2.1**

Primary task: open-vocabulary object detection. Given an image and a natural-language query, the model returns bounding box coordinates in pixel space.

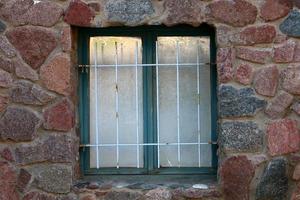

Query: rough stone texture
[25,1,63,27]
[33,165,72,194]
[0,35,16,58]
[0,0,62,27]
[219,85,266,117]
[265,91,294,119]
[256,158,288,200]
[0,161,18,200]
[236,25,276,46]
[0,68,12,88]
[10,81,55,105]
[105,0,154,26]
[273,40,296,63]
[281,65,300,95]
[295,42,300,62]
[163,0,204,26]
[0,20,6,32]
[217,48,234,83]
[235,63,253,85]
[6,26,57,69]
[64,0,95,27]
[0,0,33,26]
[61,26,72,53]
[235,47,271,64]
[43,99,75,132]
[292,101,300,116]
[208,0,257,27]
[17,168,32,192]
[0,107,40,142]
[0,147,14,162]
[14,59,38,81]
[15,134,77,165]
[292,184,300,200]
[172,187,222,199]
[144,188,171,200]
[0,95,8,112]
[23,191,56,200]
[267,119,300,156]
[88,2,101,12]
[280,10,300,37]
[40,54,71,95]
[296,0,300,8]
[220,156,255,200]
[0,55,14,73]
[260,0,292,21]
[253,65,279,97]
[293,163,300,181]
[219,121,263,153]
[103,189,143,200]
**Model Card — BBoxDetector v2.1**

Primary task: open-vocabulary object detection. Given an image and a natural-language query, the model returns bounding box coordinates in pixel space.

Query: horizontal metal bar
[78,63,215,68]
[80,142,217,148]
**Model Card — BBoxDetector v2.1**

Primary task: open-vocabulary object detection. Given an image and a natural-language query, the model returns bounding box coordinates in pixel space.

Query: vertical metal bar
[197,42,201,168]
[115,42,119,169]
[94,42,100,169]
[135,41,140,168]
[176,40,181,167]
[156,41,160,168]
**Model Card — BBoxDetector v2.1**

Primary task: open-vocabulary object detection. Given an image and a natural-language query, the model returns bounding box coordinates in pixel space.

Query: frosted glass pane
[157,37,211,167]
[89,37,143,168]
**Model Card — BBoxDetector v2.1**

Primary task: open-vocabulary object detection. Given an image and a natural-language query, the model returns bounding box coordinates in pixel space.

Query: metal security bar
[86,38,214,169]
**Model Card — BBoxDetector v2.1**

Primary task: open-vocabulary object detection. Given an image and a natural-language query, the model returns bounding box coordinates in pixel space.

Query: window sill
[73,175,221,199]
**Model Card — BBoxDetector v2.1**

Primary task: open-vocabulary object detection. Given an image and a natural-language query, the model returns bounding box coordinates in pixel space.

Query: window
[79,25,217,175]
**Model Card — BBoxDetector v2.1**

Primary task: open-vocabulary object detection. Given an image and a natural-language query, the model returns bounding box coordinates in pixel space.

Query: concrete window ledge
[72,175,222,200]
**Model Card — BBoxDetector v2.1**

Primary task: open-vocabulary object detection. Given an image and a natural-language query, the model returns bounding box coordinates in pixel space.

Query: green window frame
[78,24,218,175]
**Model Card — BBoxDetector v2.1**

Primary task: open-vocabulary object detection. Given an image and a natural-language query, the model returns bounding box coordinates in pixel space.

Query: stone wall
[0,0,300,199]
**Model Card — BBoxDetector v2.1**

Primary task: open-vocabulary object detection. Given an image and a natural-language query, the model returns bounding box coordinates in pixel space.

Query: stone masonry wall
[0,0,300,199]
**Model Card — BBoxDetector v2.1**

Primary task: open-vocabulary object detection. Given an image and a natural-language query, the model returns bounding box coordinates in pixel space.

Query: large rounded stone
[40,54,71,95]
[281,65,300,95]
[10,81,55,105]
[208,0,257,27]
[265,91,294,119]
[256,158,288,200]
[260,0,292,21]
[64,0,95,27]
[43,99,75,132]
[219,121,263,153]
[26,1,63,27]
[15,134,77,165]
[163,0,204,26]
[6,26,57,69]
[0,0,62,27]
[253,65,279,97]
[33,165,72,194]
[267,119,299,156]
[220,156,255,200]
[280,10,300,37]
[0,107,40,142]
[219,85,266,117]
[236,47,271,64]
[105,0,154,26]
[238,25,276,45]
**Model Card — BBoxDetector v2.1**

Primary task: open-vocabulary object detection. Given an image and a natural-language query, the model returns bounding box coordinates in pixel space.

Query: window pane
[89,37,143,168]
[157,37,211,167]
